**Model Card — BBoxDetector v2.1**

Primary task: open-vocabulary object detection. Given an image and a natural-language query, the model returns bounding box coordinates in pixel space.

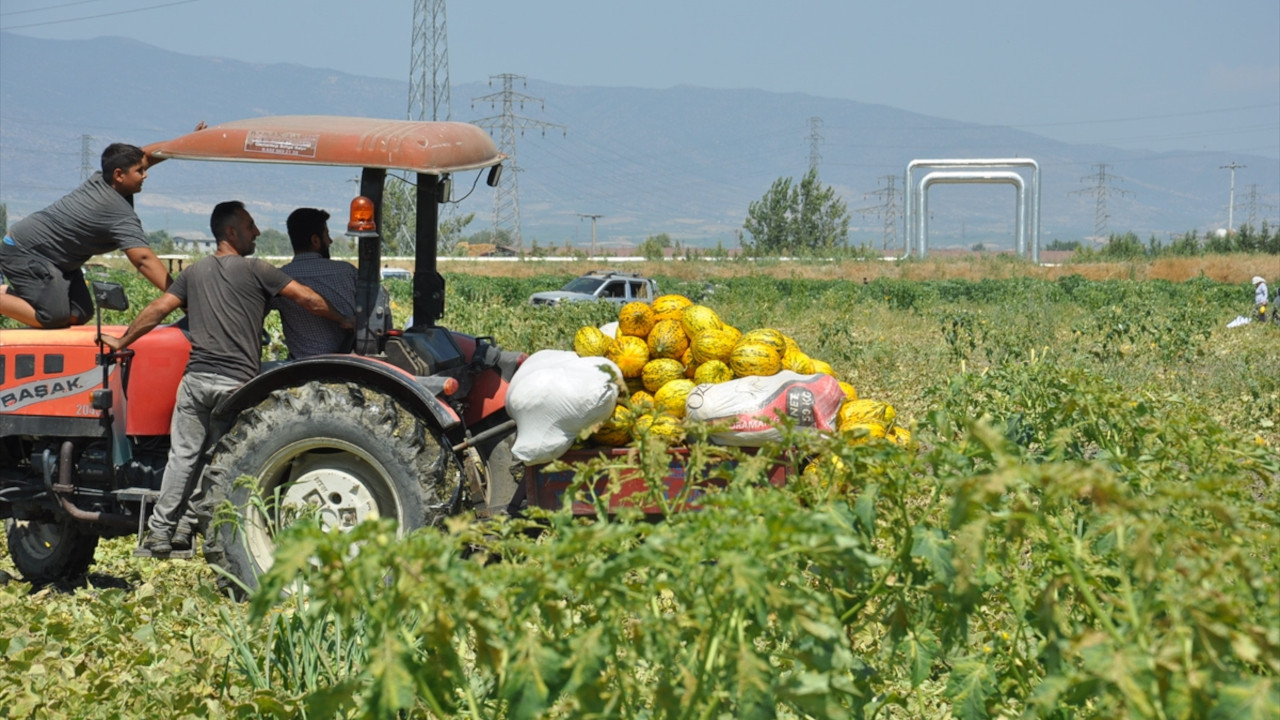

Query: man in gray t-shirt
[0,143,173,328]
[101,201,353,554]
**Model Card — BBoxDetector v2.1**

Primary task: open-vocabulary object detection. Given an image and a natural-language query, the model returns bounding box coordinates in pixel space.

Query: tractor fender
[212,356,462,437]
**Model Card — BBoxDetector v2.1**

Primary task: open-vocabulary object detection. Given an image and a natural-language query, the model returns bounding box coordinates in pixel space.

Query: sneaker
[144,532,173,554]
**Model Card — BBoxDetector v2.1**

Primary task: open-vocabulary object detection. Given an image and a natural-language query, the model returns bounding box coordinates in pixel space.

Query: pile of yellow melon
[571,293,910,448]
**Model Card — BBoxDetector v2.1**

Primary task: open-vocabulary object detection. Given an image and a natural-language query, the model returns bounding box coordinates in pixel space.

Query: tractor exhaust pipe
[45,442,136,531]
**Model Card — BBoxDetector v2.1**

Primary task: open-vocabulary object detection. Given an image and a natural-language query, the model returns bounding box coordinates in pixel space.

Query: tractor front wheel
[5,517,98,584]
[199,381,458,594]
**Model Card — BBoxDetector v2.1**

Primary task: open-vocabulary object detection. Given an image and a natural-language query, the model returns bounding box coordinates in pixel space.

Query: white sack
[598,321,619,338]
[508,350,622,463]
[685,371,845,446]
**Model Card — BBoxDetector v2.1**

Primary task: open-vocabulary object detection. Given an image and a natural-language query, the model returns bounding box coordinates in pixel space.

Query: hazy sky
[3,0,1278,160]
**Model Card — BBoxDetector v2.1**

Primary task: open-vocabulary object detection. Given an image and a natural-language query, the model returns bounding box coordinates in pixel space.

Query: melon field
[1,256,1278,719]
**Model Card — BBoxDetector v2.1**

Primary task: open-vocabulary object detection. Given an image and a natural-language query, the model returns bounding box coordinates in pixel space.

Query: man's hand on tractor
[98,333,124,353]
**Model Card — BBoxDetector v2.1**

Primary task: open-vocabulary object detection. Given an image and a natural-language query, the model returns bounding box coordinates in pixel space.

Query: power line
[0,0,106,18]
[0,0,199,30]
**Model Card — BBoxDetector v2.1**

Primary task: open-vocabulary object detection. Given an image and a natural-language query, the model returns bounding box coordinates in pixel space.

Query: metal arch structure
[905,158,1041,263]
[917,171,1026,260]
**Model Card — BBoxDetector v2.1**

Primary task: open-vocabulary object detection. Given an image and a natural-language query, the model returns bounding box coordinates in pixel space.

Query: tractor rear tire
[5,517,98,584]
[199,380,458,595]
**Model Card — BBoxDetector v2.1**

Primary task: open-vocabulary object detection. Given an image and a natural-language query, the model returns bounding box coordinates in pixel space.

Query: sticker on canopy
[244,131,319,158]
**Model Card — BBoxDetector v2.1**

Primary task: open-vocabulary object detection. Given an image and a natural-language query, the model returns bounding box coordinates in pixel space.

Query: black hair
[100,143,145,177]
[286,207,331,254]
[210,201,246,240]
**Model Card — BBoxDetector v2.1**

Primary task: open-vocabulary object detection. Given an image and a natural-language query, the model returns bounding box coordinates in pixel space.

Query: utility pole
[1071,163,1130,240]
[471,74,565,253]
[857,175,900,252]
[576,213,603,257]
[408,0,451,122]
[807,117,823,175]
[79,134,93,182]
[1219,162,1245,234]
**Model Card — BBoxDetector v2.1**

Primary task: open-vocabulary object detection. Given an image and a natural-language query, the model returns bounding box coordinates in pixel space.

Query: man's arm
[123,246,174,292]
[278,280,355,330]
[98,292,183,352]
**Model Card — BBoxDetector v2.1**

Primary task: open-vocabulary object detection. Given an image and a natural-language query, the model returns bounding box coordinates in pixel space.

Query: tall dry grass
[435,253,1275,284]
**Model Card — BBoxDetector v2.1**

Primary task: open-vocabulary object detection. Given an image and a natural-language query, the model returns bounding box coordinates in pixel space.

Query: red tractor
[0,116,524,591]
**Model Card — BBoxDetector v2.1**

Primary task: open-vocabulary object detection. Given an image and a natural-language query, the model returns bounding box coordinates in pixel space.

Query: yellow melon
[838,399,897,430]
[739,328,787,354]
[618,301,655,338]
[680,304,723,338]
[782,347,815,374]
[729,341,783,377]
[629,390,655,410]
[574,326,611,357]
[646,414,685,444]
[642,358,686,393]
[590,404,635,446]
[838,381,858,401]
[647,319,689,360]
[888,425,913,447]
[844,422,888,445]
[722,325,742,345]
[651,294,693,322]
[691,328,736,364]
[811,359,834,376]
[654,379,695,418]
[605,335,650,378]
[693,359,733,385]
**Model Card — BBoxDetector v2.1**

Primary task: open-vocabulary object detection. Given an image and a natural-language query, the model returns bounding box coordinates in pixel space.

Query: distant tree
[380,176,475,256]
[146,229,176,254]
[0,202,7,235]
[1045,239,1081,251]
[743,168,849,256]
[972,243,987,252]
[256,228,292,256]
[638,233,672,261]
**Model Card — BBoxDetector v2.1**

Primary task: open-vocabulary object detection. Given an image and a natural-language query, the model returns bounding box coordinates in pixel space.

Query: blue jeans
[148,372,240,537]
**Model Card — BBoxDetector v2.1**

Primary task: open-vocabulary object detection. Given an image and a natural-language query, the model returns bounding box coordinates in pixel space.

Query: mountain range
[2,32,1277,252]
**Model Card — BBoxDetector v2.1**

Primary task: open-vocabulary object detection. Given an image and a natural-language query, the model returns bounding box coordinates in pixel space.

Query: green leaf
[902,628,939,687]
[1212,679,1280,720]
[945,658,996,720]
[366,633,416,718]
[910,525,955,584]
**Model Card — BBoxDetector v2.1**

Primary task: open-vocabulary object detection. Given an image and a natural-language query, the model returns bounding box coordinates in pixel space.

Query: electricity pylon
[808,117,823,175]
[471,74,565,252]
[857,175,900,252]
[408,0,450,122]
[1072,163,1130,240]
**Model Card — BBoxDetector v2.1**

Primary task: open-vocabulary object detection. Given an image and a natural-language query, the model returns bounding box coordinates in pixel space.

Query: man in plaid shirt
[274,208,358,358]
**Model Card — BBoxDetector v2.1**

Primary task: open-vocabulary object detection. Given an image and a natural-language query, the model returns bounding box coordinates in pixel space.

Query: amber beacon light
[346,196,377,237]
